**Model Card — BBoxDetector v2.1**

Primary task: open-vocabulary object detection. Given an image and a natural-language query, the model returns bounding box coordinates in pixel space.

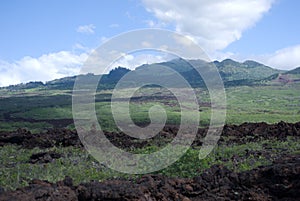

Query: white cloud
[111,52,176,70]
[76,24,96,34]
[146,20,155,27]
[141,41,152,48]
[109,23,120,28]
[145,19,167,28]
[210,51,235,62]
[251,45,300,70]
[73,43,90,52]
[142,0,274,52]
[0,51,88,87]
[100,36,109,44]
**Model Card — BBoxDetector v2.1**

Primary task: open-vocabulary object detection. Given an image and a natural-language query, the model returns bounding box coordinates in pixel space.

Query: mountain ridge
[1,59,292,90]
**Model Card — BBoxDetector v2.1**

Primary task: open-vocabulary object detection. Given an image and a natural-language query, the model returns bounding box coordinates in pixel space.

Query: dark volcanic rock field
[0,121,299,149]
[0,155,299,201]
[0,121,299,200]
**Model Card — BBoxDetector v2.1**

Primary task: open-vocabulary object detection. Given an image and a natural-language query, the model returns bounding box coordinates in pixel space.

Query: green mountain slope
[284,67,300,75]
[214,59,283,81]
[1,59,291,90]
[135,58,283,87]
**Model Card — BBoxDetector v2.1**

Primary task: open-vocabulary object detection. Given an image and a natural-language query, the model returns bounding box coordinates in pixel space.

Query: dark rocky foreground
[0,121,299,200]
[0,155,299,201]
[0,121,299,149]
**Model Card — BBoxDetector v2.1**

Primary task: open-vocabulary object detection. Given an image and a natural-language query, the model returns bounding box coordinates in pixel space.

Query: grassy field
[0,84,300,132]
[225,84,300,124]
[0,83,300,190]
[0,136,299,190]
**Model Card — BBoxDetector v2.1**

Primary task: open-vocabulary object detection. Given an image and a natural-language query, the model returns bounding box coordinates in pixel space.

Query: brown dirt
[0,128,81,148]
[0,155,299,201]
[0,121,299,149]
[0,122,299,200]
[29,151,63,164]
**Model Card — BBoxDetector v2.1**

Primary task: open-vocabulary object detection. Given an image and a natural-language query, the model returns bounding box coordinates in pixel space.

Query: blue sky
[0,0,299,86]
[225,0,300,54]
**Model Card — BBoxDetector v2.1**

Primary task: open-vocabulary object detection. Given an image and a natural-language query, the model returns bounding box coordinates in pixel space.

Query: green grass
[156,136,300,177]
[12,106,73,120]
[1,137,299,190]
[0,145,129,190]
[1,81,300,192]
[225,85,300,124]
[1,84,300,132]
[0,122,52,133]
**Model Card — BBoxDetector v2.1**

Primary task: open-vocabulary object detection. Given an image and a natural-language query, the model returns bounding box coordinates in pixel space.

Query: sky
[0,0,300,86]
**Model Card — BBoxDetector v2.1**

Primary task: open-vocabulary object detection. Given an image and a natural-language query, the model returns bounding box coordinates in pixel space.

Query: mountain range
[3,59,300,91]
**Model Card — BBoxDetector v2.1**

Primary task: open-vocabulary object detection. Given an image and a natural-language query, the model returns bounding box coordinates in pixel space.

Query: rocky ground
[0,122,299,200]
[0,121,299,149]
[0,154,299,201]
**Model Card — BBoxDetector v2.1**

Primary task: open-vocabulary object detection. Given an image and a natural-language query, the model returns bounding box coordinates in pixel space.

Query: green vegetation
[225,85,300,124]
[0,145,127,190]
[214,59,282,81]
[0,122,52,133]
[0,59,300,191]
[0,58,298,132]
[1,83,299,132]
[13,106,73,120]
[0,137,299,190]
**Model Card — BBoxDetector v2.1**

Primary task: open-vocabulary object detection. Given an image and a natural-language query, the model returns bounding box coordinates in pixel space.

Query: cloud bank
[111,52,176,70]
[2,0,299,87]
[142,0,274,52]
[262,45,300,70]
[142,0,300,70]
[0,51,88,87]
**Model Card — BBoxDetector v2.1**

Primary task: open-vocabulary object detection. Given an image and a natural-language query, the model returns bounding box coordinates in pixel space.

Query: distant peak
[221,59,239,65]
[285,66,300,74]
[108,67,130,77]
[222,58,235,62]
